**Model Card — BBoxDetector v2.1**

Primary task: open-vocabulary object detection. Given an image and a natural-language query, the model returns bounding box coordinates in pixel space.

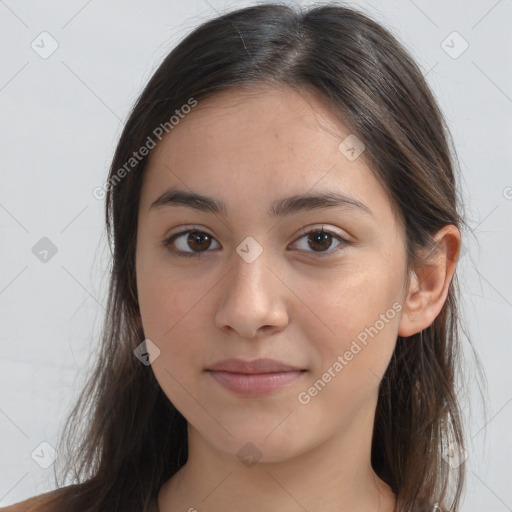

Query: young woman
[2,2,469,511]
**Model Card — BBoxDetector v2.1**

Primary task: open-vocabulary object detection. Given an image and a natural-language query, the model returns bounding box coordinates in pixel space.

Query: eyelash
[162,226,350,259]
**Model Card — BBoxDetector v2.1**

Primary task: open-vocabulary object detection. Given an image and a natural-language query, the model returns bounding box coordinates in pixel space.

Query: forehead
[148,85,352,172]
[140,85,395,225]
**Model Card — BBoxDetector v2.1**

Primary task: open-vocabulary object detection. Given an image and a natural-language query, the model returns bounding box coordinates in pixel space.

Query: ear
[398,225,461,337]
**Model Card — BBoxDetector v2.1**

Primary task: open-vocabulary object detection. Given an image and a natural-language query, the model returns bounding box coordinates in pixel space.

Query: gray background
[0,0,511,509]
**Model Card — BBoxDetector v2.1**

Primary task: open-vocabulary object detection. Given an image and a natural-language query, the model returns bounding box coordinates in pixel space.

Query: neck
[158,401,396,512]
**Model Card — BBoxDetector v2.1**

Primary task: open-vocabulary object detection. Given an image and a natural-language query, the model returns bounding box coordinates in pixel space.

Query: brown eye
[292,227,348,257]
[164,226,349,259]
[187,231,213,251]
[307,230,334,252]
[164,229,220,258]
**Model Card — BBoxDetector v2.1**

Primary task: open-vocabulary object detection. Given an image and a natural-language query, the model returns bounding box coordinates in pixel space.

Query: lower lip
[207,370,305,395]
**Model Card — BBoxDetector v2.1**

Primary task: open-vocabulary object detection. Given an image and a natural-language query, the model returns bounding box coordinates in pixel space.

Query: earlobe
[398,270,423,337]
[398,225,460,337]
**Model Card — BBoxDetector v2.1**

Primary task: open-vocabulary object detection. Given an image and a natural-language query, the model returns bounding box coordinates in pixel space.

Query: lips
[206,358,304,374]
[205,358,306,395]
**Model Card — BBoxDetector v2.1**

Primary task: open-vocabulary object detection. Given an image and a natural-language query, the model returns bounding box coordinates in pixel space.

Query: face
[135,85,409,463]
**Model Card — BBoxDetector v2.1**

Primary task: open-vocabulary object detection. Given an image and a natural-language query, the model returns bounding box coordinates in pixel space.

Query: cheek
[137,255,201,337]
[297,261,403,378]
[138,267,207,411]
[136,261,215,384]
[291,275,401,436]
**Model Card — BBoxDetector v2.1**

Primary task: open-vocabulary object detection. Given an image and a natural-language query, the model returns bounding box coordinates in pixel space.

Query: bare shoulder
[0,488,65,512]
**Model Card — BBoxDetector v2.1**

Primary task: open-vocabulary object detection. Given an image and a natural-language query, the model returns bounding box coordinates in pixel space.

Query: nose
[214,248,289,340]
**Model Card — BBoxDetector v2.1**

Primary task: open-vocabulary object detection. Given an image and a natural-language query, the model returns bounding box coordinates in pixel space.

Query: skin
[135,84,460,512]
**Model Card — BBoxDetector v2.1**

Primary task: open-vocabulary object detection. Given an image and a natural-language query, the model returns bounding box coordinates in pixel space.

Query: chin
[197,422,315,466]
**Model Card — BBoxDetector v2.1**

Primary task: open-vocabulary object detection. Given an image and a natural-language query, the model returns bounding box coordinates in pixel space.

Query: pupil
[189,231,210,251]
[309,231,331,251]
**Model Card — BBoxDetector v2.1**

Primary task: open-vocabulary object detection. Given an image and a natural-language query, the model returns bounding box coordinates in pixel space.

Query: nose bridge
[215,237,288,337]
[228,239,273,309]
[233,240,268,295]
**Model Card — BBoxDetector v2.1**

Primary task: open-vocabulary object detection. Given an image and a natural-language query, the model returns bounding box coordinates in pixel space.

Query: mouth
[205,358,307,396]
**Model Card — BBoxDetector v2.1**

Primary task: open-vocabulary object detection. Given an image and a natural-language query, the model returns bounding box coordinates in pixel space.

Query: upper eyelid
[166,224,347,240]
[165,225,349,249]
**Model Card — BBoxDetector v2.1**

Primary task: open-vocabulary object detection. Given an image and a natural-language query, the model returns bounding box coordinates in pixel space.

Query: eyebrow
[149,187,372,217]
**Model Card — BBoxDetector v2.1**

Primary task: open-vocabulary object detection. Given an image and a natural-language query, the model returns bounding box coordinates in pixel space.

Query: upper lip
[206,358,304,374]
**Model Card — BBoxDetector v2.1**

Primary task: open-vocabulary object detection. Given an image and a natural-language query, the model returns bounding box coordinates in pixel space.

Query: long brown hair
[37,2,473,511]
